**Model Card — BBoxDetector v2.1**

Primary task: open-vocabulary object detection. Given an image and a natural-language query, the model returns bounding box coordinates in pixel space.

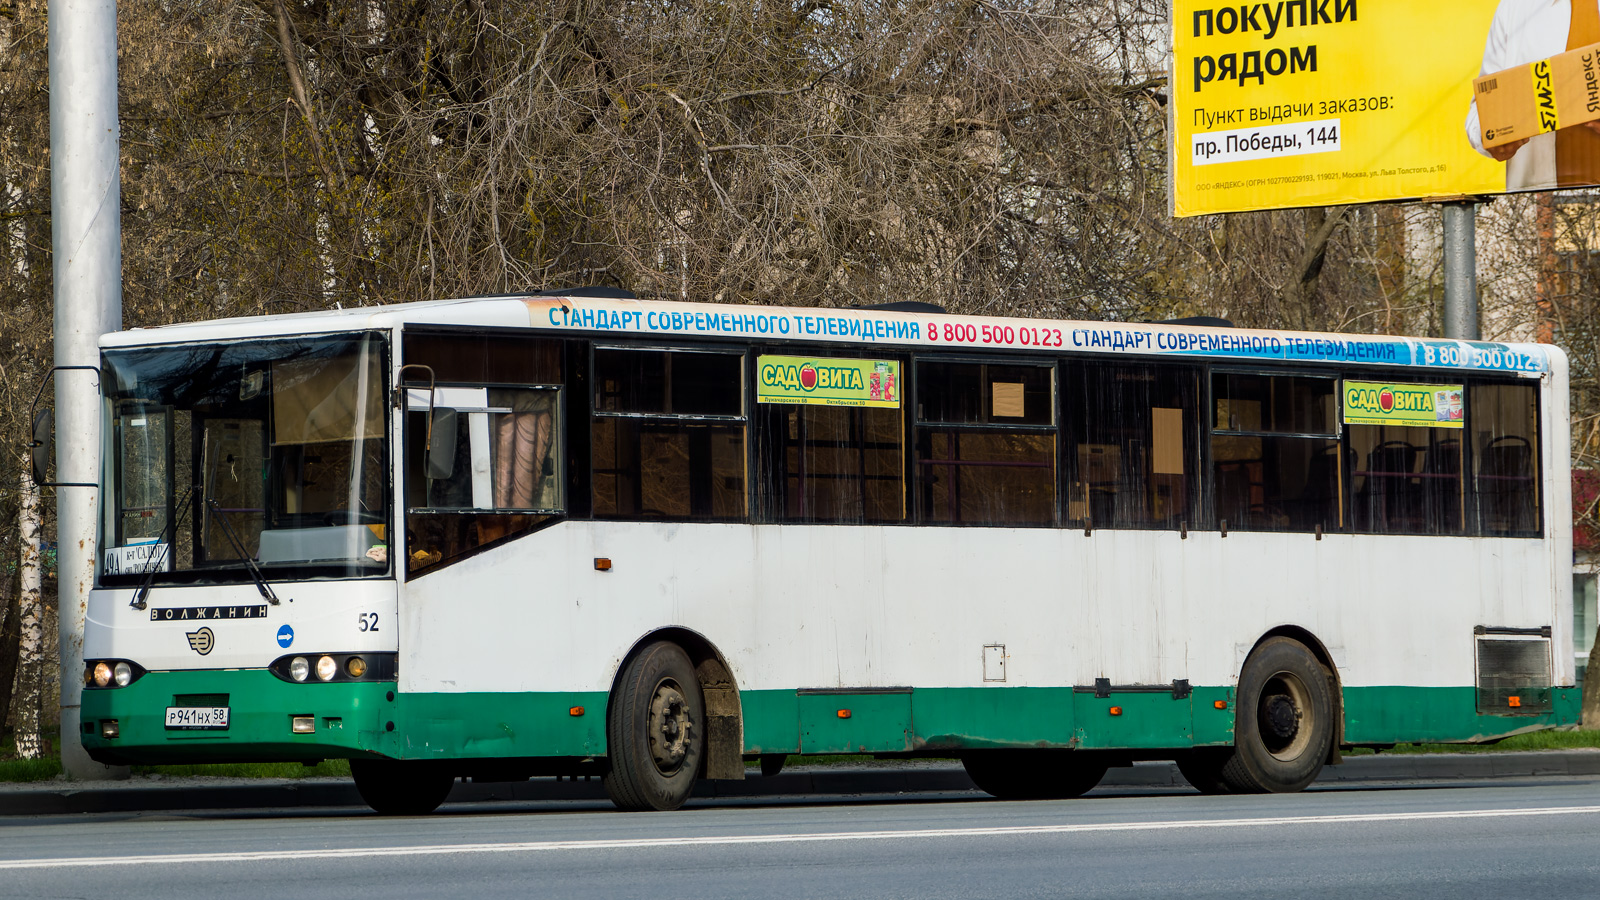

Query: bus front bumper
[81,669,393,766]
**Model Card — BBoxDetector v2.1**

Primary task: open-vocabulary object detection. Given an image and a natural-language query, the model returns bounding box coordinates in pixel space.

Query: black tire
[962,750,1107,800]
[603,640,705,811]
[1174,748,1233,794]
[350,758,456,815]
[1219,637,1335,793]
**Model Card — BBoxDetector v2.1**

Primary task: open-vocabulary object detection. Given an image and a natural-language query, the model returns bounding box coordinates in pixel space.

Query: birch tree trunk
[14,462,44,759]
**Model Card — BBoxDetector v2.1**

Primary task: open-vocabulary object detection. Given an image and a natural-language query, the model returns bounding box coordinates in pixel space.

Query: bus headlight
[268,652,396,683]
[85,659,146,689]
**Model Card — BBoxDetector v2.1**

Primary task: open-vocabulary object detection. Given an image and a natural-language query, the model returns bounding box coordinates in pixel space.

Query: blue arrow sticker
[276,624,294,649]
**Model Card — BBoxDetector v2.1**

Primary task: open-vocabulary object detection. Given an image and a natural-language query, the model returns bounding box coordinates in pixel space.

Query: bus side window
[915,361,1055,526]
[1472,381,1541,536]
[590,348,746,521]
[1345,384,1465,536]
[1209,372,1339,534]
[756,353,907,524]
[1063,363,1200,530]
[401,333,566,576]
[404,387,563,573]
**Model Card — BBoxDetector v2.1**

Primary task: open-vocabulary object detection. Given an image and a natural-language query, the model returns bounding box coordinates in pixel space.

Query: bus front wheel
[350,758,455,815]
[604,640,705,811]
[963,750,1107,800]
[1220,637,1335,793]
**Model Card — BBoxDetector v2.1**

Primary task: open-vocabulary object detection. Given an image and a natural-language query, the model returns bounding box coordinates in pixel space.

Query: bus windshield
[99,332,389,587]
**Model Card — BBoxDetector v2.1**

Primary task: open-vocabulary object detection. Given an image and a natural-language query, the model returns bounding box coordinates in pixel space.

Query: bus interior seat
[1480,434,1535,533]
[1360,440,1420,531]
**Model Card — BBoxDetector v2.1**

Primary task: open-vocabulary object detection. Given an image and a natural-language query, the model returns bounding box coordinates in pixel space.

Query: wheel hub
[648,681,693,775]
[1256,672,1314,761]
[1261,694,1300,741]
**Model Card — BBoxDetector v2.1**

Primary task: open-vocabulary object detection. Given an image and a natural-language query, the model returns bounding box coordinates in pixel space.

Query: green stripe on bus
[81,670,1580,765]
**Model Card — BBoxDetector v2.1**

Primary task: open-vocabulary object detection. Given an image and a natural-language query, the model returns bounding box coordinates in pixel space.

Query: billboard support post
[1442,201,1480,341]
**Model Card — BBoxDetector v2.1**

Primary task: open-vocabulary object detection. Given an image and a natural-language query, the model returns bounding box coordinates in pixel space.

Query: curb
[4,750,1598,816]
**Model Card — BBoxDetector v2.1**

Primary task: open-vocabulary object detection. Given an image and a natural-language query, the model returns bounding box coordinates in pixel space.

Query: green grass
[129,760,351,778]
[0,731,64,782]
[1371,728,1600,754]
[0,730,350,781]
[0,758,64,782]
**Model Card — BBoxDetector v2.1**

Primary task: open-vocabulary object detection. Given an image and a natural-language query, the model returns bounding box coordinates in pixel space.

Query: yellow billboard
[1171,0,1600,215]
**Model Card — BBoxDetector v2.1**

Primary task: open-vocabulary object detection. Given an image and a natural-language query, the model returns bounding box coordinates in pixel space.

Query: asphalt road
[4,778,1600,899]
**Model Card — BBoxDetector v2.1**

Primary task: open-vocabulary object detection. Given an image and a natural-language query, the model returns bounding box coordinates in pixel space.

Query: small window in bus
[591,348,746,520]
[404,387,563,573]
[1064,363,1200,530]
[1345,381,1466,536]
[756,353,905,524]
[1210,372,1339,533]
[402,332,561,384]
[594,348,742,417]
[915,362,1055,526]
[402,334,567,576]
[1472,381,1540,536]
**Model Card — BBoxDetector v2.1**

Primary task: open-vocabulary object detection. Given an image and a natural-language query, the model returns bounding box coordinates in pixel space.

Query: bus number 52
[357,612,380,632]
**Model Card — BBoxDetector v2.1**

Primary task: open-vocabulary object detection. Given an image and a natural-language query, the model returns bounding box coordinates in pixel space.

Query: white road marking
[4,804,1599,870]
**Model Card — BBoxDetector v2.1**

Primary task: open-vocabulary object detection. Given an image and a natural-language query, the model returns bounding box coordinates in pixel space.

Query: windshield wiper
[129,488,193,611]
[205,498,282,606]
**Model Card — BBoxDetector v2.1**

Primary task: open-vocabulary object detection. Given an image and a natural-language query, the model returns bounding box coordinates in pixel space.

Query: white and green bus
[79,291,1574,812]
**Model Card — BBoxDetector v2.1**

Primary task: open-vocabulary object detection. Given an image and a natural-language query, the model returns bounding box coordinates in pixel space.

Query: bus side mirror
[426,408,457,480]
[30,408,52,487]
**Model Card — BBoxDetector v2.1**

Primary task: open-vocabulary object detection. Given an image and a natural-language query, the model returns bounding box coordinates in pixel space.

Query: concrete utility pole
[1441,201,1480,341]
[49,0,125,779]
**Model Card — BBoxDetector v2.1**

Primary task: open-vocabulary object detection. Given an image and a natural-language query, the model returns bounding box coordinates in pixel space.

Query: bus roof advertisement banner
[1170,0,1600,215]
[529,299,1553,375]
[757,356,901,407]
[1343,380,1465,428]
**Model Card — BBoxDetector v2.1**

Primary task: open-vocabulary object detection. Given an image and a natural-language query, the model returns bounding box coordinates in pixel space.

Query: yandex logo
[1533,59,1560,133]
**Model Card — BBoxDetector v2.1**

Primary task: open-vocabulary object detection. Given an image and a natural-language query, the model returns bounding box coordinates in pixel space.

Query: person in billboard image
[1466,0,1600,190]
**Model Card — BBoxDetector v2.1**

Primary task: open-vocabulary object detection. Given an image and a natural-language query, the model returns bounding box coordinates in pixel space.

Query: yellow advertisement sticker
[756,356,901,408]
[1532,59,1559,133]
[1343,381,1464,428]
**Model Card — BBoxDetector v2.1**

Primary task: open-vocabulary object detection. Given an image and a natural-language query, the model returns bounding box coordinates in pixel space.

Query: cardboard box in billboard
[1475,41,1600,149]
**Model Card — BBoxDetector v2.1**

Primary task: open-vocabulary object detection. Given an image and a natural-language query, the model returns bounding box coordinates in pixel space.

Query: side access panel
[798,689,913,753]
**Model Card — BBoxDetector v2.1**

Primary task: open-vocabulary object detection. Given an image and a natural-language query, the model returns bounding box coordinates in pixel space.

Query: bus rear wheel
[1220,637,1335,793]
[604,640,705,811]
[962,750,1107,800]
[350,758,456,815]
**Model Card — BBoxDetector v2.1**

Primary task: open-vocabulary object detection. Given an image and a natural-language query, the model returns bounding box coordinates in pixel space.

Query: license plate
[165,707,230,730]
